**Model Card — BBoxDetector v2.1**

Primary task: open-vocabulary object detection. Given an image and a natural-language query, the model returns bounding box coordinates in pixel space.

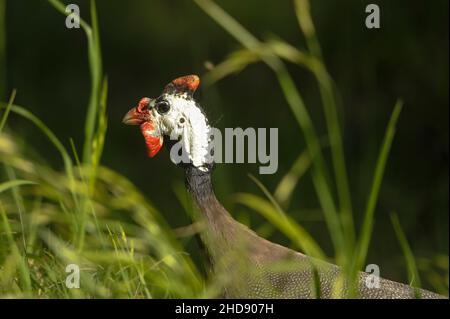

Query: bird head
[123,75,212,171]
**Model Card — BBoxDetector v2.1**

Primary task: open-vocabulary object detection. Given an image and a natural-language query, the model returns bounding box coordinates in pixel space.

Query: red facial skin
[140,122,163,157]
[123,97,163,157]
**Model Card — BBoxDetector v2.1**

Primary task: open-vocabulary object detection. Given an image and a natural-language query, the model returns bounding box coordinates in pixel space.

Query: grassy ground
[0,0,447,298]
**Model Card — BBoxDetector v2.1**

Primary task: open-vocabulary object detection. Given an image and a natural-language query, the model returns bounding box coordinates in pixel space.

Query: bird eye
[156,100,170,114]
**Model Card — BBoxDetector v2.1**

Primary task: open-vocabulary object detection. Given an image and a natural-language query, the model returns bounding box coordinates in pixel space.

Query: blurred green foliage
[0,0,448,297]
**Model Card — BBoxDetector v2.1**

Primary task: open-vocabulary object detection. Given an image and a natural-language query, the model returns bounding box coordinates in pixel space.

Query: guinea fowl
[123,75,444,299]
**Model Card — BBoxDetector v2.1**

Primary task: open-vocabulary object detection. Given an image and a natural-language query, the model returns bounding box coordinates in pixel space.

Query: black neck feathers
[184,165,241,258]
[184,164,216,211]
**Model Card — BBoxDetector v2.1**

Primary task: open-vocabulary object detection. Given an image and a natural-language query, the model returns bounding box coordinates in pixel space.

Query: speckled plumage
[185,165,445,299]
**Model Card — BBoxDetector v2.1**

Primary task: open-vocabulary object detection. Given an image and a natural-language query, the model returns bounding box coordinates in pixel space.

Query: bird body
[123,75,445,299]
[185,165,442,299]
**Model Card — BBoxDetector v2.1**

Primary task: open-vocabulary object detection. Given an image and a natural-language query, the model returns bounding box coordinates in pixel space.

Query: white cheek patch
[159,95,212,169]
[186,109,211,168]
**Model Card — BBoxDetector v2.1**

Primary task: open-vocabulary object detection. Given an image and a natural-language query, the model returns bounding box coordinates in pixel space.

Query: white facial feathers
[153,94,212,170]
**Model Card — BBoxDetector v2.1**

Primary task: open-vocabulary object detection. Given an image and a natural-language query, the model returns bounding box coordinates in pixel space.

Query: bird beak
[123,97,163,158]
[122,107,144,125]
[122,97,152,125]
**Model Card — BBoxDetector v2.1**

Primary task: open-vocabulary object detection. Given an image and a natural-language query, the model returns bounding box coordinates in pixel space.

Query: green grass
[0,0,447,298]
[390,212,422,298]
[0,0,204,298]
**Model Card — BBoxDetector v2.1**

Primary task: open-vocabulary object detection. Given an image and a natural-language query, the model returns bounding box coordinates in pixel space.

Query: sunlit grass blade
[294,0,354,247]
[0,105,77,220]
[232,192,325,259]
[390,212,422,298]
[276,69,344,256]
[83,0,103,165]
[91,77,108,181]
[294,0,322,59]
[194,0,258,49]
[0,89,16,132]
[0,179,36,193]
[354,100,403,273]
[47,0,103,165]
[246,173,325,259]
[203,49,260,87]
[0,202,32,293]
[47,0,106,250]
[4,166,29,250]
[47,0,91,30]
[39,229,109,298]
[274,150,310,208]
[263,38,320,72]
[0,103,74,181]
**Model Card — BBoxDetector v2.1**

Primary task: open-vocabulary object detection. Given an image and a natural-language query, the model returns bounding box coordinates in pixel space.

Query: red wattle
[140,122,163,157]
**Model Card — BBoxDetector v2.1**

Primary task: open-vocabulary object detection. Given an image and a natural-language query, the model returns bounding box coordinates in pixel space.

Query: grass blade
[295,0,354,246]
[47,0,103,165]
[83,0,103,164]
[3,167,32,253]
[233,192,325,259]
[0,202,32,293]
[390,212,422,298]
[203,49,260,87]
[0,103,74,180]
[0,179,36,194]
[0,89,16,132]
[355,100,403,271]
[274,150,310,208]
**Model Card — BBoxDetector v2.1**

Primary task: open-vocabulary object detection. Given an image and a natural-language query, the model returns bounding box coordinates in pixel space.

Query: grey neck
[184,165,240,260]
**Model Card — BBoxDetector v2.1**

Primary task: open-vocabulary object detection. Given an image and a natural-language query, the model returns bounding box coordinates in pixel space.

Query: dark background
[2,0,448,290]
